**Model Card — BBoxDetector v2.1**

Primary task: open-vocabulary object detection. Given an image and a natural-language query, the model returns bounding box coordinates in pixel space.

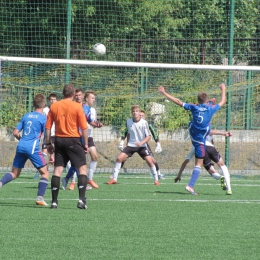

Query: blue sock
[0,173,13,186]
[65,166,78,179]
[188,166,201,188]
[37,178,49,196]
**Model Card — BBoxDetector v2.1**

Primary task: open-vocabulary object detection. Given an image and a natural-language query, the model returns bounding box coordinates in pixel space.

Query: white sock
[66,161,71,172]
[71,172,77,183]
[112,162,121,181]
[211,172,221,180]
[150,165,158,182]
[157,169,161,176]
[88,161,97,181]
[221,165,231,190]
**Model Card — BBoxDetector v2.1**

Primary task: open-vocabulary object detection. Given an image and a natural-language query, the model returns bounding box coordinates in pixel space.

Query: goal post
[0,56,260,177]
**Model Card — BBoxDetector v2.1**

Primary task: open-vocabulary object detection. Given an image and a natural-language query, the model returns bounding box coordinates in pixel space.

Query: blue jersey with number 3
[16,111,46,153]
[183,103,220,130]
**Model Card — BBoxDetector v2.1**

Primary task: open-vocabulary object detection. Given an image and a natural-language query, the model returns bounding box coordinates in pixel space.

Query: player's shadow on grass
[0,201,47,208]
[153,190,189,195]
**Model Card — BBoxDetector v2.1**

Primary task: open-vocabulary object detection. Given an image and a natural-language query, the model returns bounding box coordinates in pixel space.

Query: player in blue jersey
[62,89,103,190]
[158,83,226,195]
[0,94,50,206]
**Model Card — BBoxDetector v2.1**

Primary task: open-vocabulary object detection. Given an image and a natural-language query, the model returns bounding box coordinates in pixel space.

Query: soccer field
[0,174,259,260]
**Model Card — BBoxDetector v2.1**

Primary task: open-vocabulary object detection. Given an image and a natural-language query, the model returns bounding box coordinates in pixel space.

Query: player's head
[63,84,75,98]
[84,90,96,106]
[48,93,57,105]
[197,92,208,104]
[75,88,84,103]
[131,105,141,120]
[33,94,46,109]
[140,109,146,119]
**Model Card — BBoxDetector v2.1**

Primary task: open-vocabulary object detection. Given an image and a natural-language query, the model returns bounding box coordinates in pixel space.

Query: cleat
[51,202,58,209]
[36,197,48,206]
[86,185,92,190]
[61,177,68,190]
[77,199,88,209]
[226,189,232,195]
[154,181,160,186]
[33,171,40,180]
[158,174,165,180]
[107,179,117,185]
[220,176,227,190]
[185,185,198,196]
[69,182,75,190]
[88,180,99,189]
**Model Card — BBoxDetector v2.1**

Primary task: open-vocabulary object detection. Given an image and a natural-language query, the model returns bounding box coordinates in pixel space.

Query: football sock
[112,162,121,181]
[88,161,97,181]
[66,166,78,179]
[211,172,221,180]
[150,165,158,182]
[71,172,77,183]
[37,177,48,196]
[0,173,13,186]
[121,161,125,168]
[78,175,88,201]
[221,165,231,190]
[188,166,201,188]
[51,175,60,203]
[66,161,71,172]
[155,162,159,172]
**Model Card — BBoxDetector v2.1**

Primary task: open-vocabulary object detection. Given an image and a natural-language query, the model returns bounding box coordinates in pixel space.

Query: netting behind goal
[1,57,260,177]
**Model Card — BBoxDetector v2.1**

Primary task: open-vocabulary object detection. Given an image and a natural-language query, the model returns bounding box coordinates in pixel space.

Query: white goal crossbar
[1,56,260,71]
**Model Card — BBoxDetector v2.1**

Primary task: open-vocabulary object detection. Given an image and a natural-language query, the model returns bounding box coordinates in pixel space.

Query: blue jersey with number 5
[183,103,220,130]
[15,111,46,153]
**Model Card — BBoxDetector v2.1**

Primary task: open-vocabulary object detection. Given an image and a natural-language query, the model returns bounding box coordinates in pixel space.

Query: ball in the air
[93,43,106,55]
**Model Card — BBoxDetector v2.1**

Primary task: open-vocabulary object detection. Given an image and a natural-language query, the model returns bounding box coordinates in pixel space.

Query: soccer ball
[93,43,106,55]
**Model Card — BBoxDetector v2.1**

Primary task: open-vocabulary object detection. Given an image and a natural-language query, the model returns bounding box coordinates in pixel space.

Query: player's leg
[36,165,50,206]
[62,164,78,190]
[107,148,129,184]
[139,147,159,185]
[68,138,88,209]
[216,157,232,194]
[87,140,99,189]
[148,144,164,180]
[205,146,227,190]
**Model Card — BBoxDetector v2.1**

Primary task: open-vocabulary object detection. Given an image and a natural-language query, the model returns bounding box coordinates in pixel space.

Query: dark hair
[63,84,75,98]
[197,92,208,104]
[33,94,45,109]
[84,90,96,99]
[75,88,83,94]
[48,93,57,100]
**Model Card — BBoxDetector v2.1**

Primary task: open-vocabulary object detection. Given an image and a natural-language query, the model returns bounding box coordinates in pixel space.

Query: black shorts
[203,146,221,171]
[88,137,95,148]
[146,143,154,157]
[122,146,151,160]
[54,137,86,168]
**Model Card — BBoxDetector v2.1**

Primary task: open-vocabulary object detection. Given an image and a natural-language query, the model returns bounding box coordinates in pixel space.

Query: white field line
[0,197,260,204]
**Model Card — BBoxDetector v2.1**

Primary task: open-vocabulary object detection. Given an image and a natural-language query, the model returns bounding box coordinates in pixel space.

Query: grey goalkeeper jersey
[126,118,151,147]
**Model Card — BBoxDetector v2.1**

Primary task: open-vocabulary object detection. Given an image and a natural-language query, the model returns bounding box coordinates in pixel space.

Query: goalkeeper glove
[155,142,162,153]
[117,140,124,151]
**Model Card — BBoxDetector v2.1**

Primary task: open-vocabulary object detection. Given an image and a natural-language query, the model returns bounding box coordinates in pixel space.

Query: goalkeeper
[117,109,164,180]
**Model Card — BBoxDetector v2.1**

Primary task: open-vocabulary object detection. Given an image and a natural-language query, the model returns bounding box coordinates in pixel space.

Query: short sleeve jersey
[127,118,151,147]
[183,103,220,130]
[16,111,46,150]
[43,106,55,136]
[46,99,87,137]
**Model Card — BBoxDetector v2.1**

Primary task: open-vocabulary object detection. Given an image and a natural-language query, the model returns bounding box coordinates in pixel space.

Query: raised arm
[158,86,183,106]
[218,83,226,107]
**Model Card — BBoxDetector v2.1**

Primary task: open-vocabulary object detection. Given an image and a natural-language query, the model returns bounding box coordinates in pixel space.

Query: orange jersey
[45,99,87,137]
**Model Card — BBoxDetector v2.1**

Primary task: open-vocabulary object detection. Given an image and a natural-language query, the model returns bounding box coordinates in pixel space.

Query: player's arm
[209,130,232,137]
[13,129,21,140]
[149,124,162,153]
[118,127,128,151]
[218,83,226,107]
[158,86,183,106]
[136,135,151,147]
[89,121,103,128]
[175,146,195,182]
[81,128,88,153]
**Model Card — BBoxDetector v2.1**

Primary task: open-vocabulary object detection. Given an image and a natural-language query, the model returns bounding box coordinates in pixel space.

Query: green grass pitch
[0,173,259,260]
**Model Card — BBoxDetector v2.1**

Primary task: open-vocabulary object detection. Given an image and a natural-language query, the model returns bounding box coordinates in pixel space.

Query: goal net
[1,56,260,177]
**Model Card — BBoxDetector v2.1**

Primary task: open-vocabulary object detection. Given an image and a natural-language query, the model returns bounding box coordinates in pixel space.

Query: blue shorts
[188,124,210,159]
[13,146,47,169]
